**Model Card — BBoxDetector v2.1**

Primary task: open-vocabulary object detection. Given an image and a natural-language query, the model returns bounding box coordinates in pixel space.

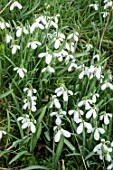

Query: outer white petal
[54,101,61,109]
[94,129,100,141]
[55,117,62,125]
[78,101,84,107]
[84,122,92,130]
[31,105,36,112]
[47,66,55,73]
[41,68,46,73]
[104,115,109,125]
[68,90,73,95]
[63,91,68,101]
[12,46,17,54]
[54,130,61,142]
[79,71,85,79]
[22,122,29,129]
[61,129,71,138]
[38,53,46,58]
[31,42,37,49]
[45,54,52,64]
[107,164,113,170]
[0,131,2,139]
[77,123,83,134]
[16,28,22,37]
[68,110,75,115]
[98,128,105,134]
[86,109,93,119]
[74,34,78,41]
[54,40,60,49]
[101,83,107,90]
[30,123,36,133]
[67,33,73,40]
[106,154,111,162]
[19,70,24,78]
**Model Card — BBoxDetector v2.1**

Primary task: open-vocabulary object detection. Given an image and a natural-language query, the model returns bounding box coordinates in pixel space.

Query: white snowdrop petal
[55,117,62,125]
[54,39,60,49]
[54,130,61,142]
[68,110,75,115]
[61,129,71,138]
[101,83,107,90]
[19,70,24,78]
[104,115,109,125]
[94,129,100,141]
[107,163,113,170]
[22,122,29,129]
[30,123,36,133]
[63,91,68,101]
[38,53,46,58]
[77,123,83,134]
[86,109,93,119]
[98,128,105,134]
[46,54,52,64]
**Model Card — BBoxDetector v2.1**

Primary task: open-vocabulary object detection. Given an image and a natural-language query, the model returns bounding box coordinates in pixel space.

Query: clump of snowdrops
[0,0,113,169]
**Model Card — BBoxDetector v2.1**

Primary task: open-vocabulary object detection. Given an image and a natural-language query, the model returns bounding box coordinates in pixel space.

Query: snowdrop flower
[0,130,6,140]
[68,62,78,72]
[17,114,30,124]
[22,119,36,133]
[23,87,37,97]
[78,99,92,110]
[23,96,37,112]
[65,42,75,53]
[13,67,27,78]
[65,55,76,64]
[10,1,22,11]
[68,109,84,123]
[86,106,97,119]
[55,86,73,102]
[38,51,53,64]
[54,49,68,62]
[45,15,59,29]
[104,1,112,9]
[27,41,41,49]
[18,115,36,133]
[50,95,61,109]
[52,32,65,49]
[93,128,105,141]
[101,12,109,18]
[92,93,99,103]
[41,65,55,73]
[100,112,112,125]
[12,45,20,54]
[6,34,13,43]
[0,21,10,30]
[78,66,89,79]
[94,66,102,80]
[50,109,66,125]
[54,125,71,142]
[77,120,93,134]
[107,163,113,170]
[16,26,28,37]
[89,4,98,10]
[93,54,100,61]
[85,44,93,51]
[101,82,113,90]
[67,32,79,41]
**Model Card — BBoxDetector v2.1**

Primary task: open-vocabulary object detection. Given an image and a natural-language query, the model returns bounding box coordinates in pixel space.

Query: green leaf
[0,90,13,99]
[85,151,95,160]
[30,123,42,152]
[38,106,46,124]
[21,165,48,170]
[9,151,28,165]
[64,138,75,151]
[54,135,64,166]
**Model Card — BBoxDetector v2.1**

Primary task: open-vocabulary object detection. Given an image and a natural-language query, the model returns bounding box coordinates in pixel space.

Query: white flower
[107,163,113,170]
[92,93,99,103]
[0,130,6,140]
[67,32,79,41]
[68,109,84,123]
[54,126,71,142]
[68,62,78,72]
[10,1,22,11]
[65,42,75,53]
[22,120,36,133]
[85,44,93,51]
[23,87,37,97]
[17,114,30,124]
[93,54,100,61]
[6,34,13,43]
[50,95,61,109]
[78,66,89,79]
[78,99,92,110]
[13,67,27,78]
[100,112,112,125]
[86,107,97,119]
[55,86,73,102]
[101,82,113,90]
[12,45,20,54]
[104,1,112,9]
[54,49,68,62]
[89,4,98,10]
[101,12,109,18]
[93,128,105,141]
[23,96,37,112]
[27,41,41,49]
[50,109,66,125]
[41,66,55,73]
[16,26,28,37]
[94,66,102,80]
[52,32,65,49]
[77,121,93,134]
[0,21,10,30]
[38,52,53,64]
